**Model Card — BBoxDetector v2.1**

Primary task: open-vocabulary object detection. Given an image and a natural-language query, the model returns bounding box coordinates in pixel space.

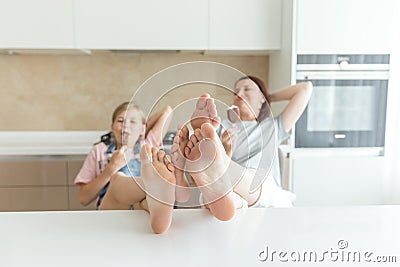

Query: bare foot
[170,125,191,203]
[184,123,235,221]
[190,94,220,130]
[140,144,176,234]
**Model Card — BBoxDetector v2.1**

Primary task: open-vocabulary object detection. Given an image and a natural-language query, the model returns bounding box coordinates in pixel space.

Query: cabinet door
[67,159,85,186]
[67,159,96,210]
[74,0,208,50]
[0,187,68,211]
[0,0,74,49]
[291,155,385,206]
[0,160,67,186]
[296,0,395,54]
[209,0,281,51]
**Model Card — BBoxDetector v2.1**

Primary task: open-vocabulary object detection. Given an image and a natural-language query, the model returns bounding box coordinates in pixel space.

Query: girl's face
[233,78,266,120]
[112,109,145,148]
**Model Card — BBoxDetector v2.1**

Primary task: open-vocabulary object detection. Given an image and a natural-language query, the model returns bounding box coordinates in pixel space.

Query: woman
[190,76,312,207]
[74,102,172,208]
[222,76,312,186]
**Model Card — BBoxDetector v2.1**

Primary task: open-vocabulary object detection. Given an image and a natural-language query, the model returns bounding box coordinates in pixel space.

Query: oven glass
[295,80,388,148]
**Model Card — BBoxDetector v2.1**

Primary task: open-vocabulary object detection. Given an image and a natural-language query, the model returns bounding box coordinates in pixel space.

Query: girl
[74,102,172,208]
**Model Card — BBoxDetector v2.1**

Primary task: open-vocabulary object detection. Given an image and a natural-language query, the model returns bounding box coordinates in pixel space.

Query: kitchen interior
[1,0,400,265]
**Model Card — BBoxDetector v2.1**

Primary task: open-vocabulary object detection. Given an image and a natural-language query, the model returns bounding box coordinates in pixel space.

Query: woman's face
[233,78,265,120]
[111,109,145,148]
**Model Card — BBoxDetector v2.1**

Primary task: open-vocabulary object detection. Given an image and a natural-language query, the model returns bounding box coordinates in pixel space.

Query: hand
[221,126,239,157]
[108,145,129,172]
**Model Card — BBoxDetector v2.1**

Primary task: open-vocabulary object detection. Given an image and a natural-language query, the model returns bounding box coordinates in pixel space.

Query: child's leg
[190,94,220,130]
[141,144,176,234]
[99,172,146,210]
[171,125,191,203]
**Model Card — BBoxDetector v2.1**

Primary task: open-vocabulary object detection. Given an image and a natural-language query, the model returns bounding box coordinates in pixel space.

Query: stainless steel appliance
[295,54,390,148]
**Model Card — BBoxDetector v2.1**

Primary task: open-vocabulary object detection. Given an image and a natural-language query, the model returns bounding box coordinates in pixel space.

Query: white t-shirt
[219,114,289,187]
[219,115,295,207]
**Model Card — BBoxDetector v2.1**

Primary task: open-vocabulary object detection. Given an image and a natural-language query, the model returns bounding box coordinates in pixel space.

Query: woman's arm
[145,105,173,145]
[269,81,313,132]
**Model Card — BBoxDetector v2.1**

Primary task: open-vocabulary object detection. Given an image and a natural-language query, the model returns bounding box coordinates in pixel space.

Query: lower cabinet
[67,159,96,210]
[0,187,69,211]
[0,156,95,211]
[290,155,385,206]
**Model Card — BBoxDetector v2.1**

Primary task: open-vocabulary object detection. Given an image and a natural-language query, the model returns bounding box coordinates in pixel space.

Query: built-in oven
[295,54,390,148]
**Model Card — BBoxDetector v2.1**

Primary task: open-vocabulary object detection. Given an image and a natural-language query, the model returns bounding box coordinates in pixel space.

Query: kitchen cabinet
[0,0,74,49]
[0,157,94,211]
[0,187,69,211]
[209,0,281,51]
[74,0,208,50]
[67,159,96,210]
[0,159,69,211]
[296,0,395,54]
[291,154,385,206]
[0,0,282,52]
[270,0,398,206]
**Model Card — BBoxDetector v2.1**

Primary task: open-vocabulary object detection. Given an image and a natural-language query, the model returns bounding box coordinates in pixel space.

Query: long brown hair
[235,75,271,121]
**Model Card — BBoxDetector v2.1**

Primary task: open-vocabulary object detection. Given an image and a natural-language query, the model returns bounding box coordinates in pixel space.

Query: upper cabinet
[74,0,208,50]
[0,0,74,49]
[0,0,282,52]
[296,0,395,54]
[209,0,281,51]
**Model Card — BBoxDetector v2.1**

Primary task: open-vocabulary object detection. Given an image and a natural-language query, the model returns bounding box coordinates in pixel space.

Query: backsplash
[0,51,268,130]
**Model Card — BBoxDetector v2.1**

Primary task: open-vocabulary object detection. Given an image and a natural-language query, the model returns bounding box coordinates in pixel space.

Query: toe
[190,133,198,144]
[194,129,203,141]
[201,123,216,139]
[151,147,158,161]
[166,161,175,172]
[184,147,191,157]
[163,154,171,165]
[180,125,189,141]
[187,140,194,149]
[157,150,165,162]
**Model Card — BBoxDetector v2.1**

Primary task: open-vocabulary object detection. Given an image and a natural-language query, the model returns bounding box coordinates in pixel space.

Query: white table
[1,206,399,267]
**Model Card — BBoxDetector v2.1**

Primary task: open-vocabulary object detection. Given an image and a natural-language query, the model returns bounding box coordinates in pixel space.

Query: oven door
[295,72,388,148]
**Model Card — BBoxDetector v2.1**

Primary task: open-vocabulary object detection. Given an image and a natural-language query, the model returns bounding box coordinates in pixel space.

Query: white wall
[383,0,400,204]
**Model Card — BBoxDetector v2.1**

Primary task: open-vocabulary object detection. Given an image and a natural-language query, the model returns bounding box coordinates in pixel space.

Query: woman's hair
[235,75,271,121]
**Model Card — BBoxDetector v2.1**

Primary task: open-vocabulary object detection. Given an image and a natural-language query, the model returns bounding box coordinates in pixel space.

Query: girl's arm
[145,105,173,145]
[77,147,126,206]
[269,81,313,132]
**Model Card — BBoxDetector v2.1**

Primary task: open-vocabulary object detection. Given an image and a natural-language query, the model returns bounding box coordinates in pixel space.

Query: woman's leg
[184,123,237,221]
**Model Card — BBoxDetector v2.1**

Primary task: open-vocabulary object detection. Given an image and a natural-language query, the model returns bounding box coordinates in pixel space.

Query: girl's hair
[108,101,146,146]
[235,75,271,121]
[112,101,146,125]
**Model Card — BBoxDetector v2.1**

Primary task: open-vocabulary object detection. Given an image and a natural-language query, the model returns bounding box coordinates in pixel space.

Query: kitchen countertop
[0,131,380,157]
[0,131,105,156]
[1,206,399,267]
